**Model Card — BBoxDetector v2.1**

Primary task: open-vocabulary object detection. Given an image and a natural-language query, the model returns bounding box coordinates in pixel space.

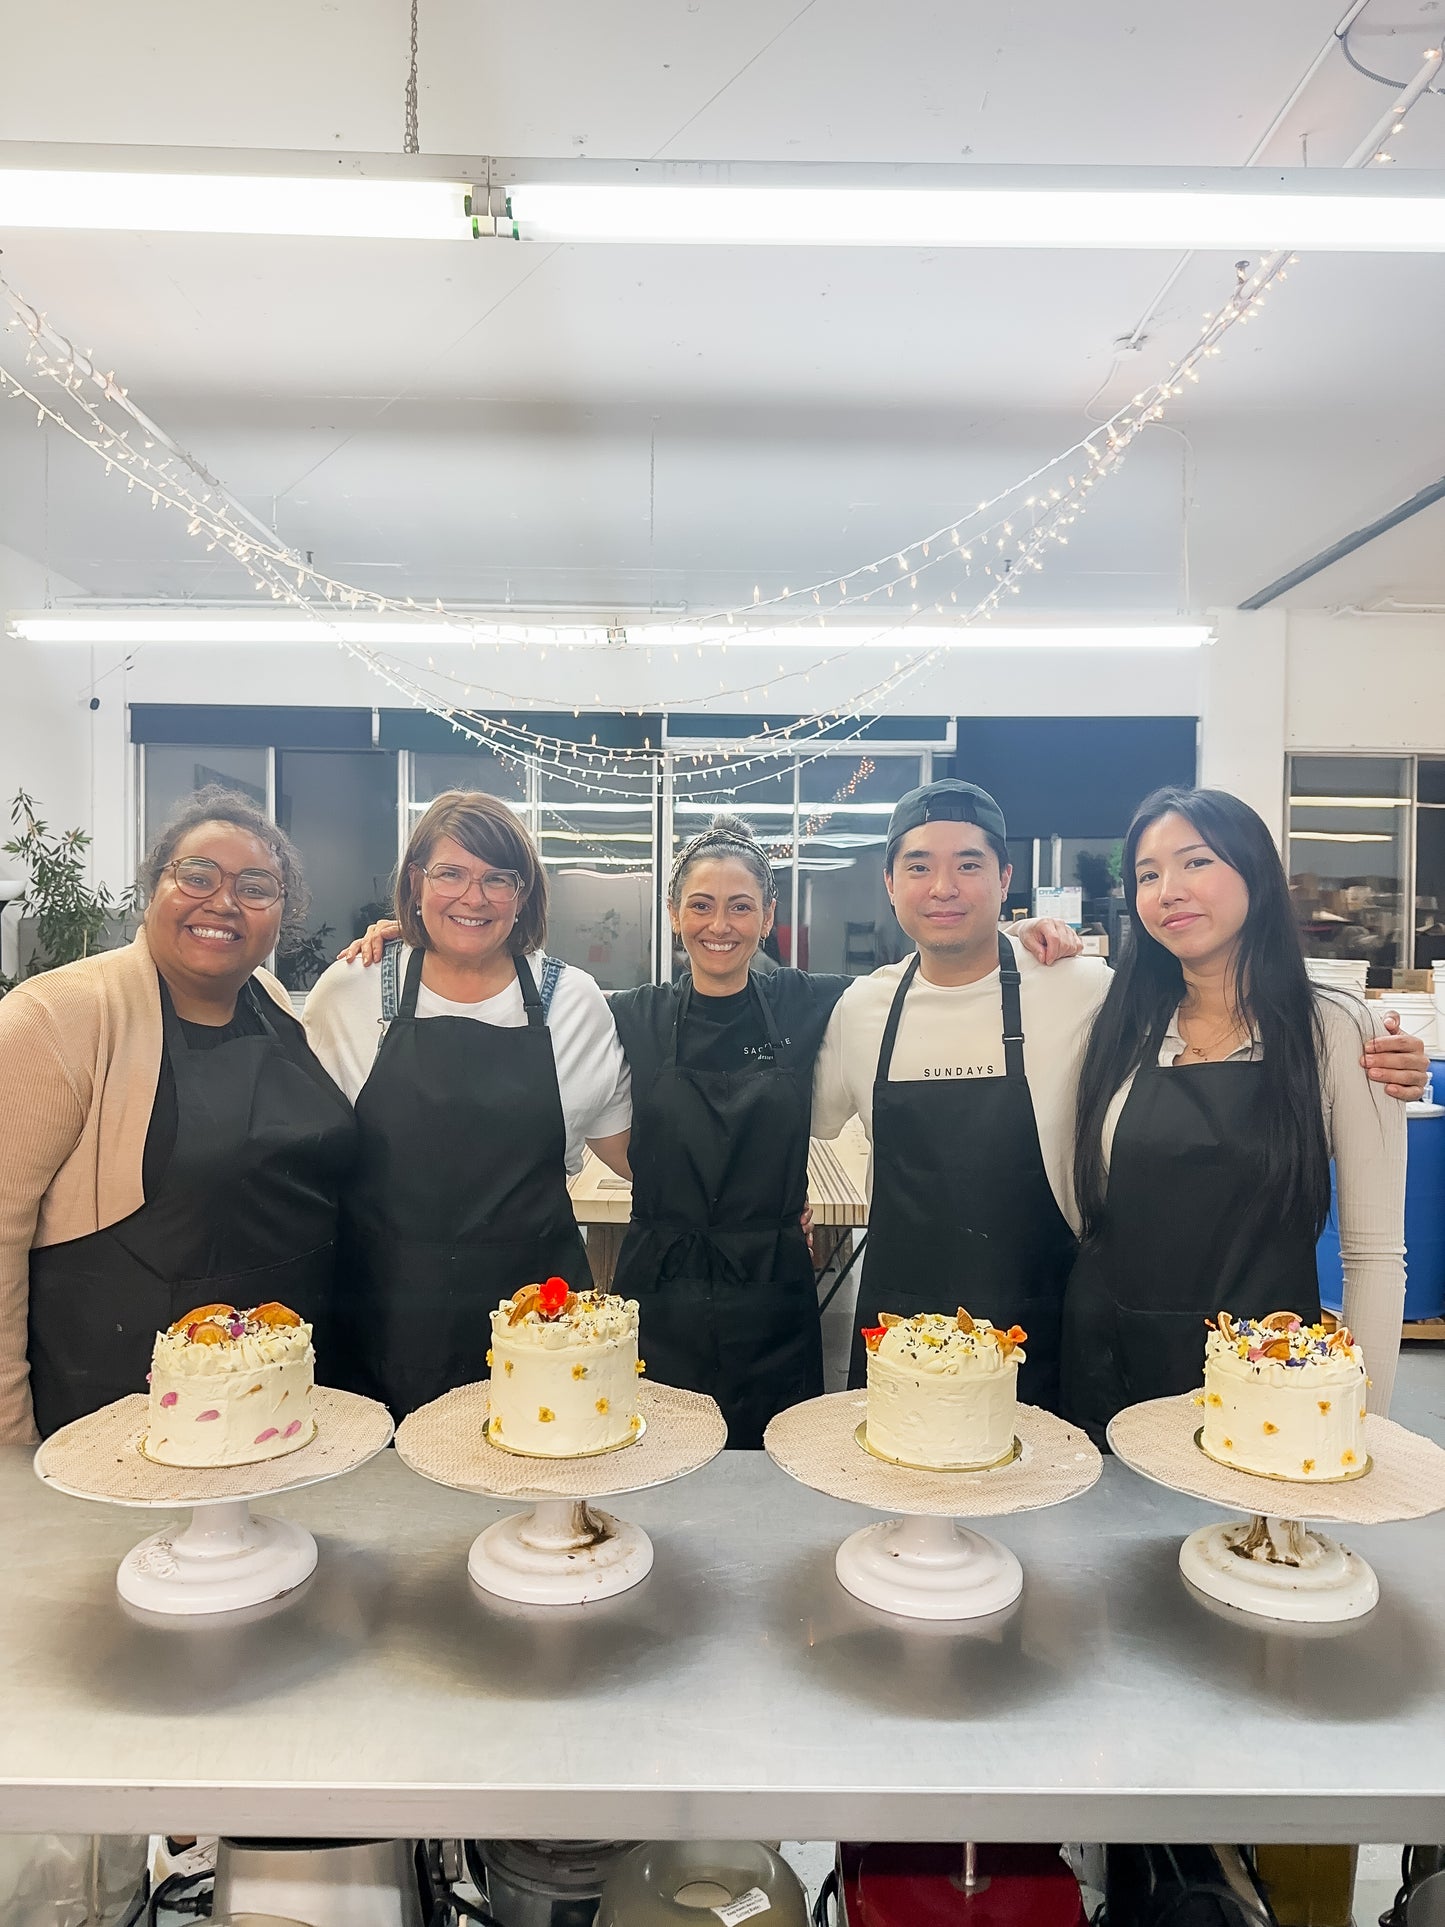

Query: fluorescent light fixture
[5,146,1445,251]
[9,613,1213,651]
[1288,795,1409,809]
[1287,831,1393,843]
[502,179,1445,251]
[0,169,473,240]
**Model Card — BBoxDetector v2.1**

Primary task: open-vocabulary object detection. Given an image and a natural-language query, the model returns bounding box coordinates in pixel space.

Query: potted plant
[0,791,137,995]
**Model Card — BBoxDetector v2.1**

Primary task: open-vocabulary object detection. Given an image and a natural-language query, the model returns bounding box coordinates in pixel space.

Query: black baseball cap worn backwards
[885,779,1009,859]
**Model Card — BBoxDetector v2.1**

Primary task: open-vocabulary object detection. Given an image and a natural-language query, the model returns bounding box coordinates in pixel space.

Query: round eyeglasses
[419,863,523,905]
[164,857,285,909]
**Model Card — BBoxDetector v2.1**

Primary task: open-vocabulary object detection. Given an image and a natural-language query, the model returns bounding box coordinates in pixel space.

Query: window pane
[1416,808,1445,971]
[411,744,528,812]
[1288,755,1410,983]
[797,754,921,975]
[143,745,268,851]
[672,758,796,971]
[275,750,400,991]
[539,761,656,990]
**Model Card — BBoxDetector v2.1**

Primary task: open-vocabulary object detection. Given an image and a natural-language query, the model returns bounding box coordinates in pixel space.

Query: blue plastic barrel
[1317,1106,1445,1321]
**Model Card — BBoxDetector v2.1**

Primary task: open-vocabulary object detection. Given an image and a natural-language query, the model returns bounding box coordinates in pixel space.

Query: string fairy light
[11,64,1434,797]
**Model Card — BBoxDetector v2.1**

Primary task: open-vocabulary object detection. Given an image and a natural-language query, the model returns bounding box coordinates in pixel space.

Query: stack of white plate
[1373,990,1439,1048]
[1305,957,1370,996]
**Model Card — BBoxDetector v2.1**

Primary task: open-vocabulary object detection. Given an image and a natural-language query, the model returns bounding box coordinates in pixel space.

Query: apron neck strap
[399,948,541,1024]
[998,932,1024,1080]
[876,953,922,1080]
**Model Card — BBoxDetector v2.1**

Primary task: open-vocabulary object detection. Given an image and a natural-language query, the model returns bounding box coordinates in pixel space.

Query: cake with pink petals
[144,1302,316,1468]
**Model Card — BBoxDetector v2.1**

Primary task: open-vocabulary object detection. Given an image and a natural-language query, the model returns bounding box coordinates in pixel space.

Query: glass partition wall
[139,732,936,990]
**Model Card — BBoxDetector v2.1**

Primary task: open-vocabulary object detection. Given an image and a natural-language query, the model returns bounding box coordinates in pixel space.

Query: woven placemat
[1108,1394,1445,1524]
[764,1391,1101,1518]
[394,1379,727,1500]
[34,1387,394,1509]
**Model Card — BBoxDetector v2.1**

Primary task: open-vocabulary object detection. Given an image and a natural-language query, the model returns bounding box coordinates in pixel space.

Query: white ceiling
[3,0,1445,621]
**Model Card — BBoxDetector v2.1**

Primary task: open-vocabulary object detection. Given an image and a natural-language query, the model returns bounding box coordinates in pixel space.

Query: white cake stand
[764,1391,1101,1622]
[1108,1395,1445,1624]
[394,1379,727,1605]
[34,1387,394,1617]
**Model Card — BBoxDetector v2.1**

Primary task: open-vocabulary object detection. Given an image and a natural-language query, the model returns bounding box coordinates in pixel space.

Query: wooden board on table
[569,1122,869,1230]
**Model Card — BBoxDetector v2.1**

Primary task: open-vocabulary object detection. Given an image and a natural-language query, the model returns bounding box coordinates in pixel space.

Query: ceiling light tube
[0,169,474,240]
[8,614,1213,650]
[4,146,1445,251]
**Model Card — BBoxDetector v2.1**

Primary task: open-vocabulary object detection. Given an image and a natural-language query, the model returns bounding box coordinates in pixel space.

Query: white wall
[8,590,1445,896]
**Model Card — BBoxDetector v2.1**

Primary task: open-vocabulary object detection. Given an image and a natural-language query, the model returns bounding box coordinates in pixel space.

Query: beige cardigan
[0,929,295,1444]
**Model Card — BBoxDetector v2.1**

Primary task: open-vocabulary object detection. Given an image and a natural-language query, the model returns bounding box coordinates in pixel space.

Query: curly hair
[137,786,309,935]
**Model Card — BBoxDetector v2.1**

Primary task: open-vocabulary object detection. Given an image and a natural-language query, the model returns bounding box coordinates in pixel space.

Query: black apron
[847,936,1078,1412]
[1060,1038,1322,1445]
[27,981,357,1438]
[612,974,821,1450]
[339,945,591,1420]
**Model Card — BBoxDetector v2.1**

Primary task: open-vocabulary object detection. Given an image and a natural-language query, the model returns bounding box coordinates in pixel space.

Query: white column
[1198,608,1289,850]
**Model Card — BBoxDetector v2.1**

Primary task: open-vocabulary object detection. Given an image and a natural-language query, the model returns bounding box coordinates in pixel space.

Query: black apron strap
[875,953,922,1081]
[397,944,425,1019]
[998,931,1025,1081]
[514,953,544,1026]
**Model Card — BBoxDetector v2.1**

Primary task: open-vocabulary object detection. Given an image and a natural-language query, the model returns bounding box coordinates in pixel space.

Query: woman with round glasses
[304,790,630,1418]
[0,787,357,1442]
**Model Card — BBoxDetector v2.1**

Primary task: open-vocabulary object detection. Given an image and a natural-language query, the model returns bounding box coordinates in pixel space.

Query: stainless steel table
[2,1439,1444,1842]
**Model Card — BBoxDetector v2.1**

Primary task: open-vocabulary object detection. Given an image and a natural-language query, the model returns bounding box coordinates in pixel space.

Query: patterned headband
[668,825,778,900]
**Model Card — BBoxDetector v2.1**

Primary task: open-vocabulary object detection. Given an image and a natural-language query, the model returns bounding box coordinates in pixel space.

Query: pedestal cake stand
[764,1391,1101,1621]
[1109,1394,1445,1624]
[394,1379,726,1605]
[34,1387,394,1617]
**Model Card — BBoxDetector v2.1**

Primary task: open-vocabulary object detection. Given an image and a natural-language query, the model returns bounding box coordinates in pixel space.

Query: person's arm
[1011,917,1084,965]
[1323,999,1407,1414]
[1362,1010,1430,1100]
[586,1130,632,1180]
[810,997,859,1141]
[0,992,90,1443]
[301,961,376,1104]
[337,919,400,968]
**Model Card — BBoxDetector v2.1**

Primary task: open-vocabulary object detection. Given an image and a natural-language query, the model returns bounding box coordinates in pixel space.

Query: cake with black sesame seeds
[486,1278,643,1456]
[859,1308,1026,1470]
[1199,1310,1367,1481]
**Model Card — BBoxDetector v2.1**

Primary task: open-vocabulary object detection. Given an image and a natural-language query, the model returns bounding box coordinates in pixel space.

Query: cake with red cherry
[486,1278,643,1456]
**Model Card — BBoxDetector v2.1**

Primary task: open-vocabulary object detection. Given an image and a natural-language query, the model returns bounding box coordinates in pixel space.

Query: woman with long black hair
[1060,785,1407,1444]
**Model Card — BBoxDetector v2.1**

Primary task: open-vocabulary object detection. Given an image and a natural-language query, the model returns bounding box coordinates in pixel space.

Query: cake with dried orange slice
[145,1302,316,1467]
[1199,1310,1367,1482]
[859,1308,1027,1470]
[485,1278,644,1457]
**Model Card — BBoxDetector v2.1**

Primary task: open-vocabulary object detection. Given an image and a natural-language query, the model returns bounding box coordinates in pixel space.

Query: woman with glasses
[304,790,631,1419]
[0,788,357,1443]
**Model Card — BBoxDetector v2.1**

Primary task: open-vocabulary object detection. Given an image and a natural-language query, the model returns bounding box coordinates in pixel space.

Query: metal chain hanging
[403,0,420,153]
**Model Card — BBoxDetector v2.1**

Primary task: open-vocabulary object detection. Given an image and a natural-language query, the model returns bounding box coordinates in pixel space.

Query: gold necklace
[1179,1010,1248,1061]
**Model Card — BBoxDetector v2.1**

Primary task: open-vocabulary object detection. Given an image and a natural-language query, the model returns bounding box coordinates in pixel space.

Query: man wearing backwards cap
[812,777,1109,1413]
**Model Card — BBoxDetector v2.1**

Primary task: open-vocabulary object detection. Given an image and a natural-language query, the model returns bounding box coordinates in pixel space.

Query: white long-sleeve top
[1101,988,1406,1414]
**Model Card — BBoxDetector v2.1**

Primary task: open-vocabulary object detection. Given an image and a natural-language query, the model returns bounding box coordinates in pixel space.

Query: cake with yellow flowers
[145,1302,316,1468]
[1199,1311,1367,1482]
[486,1279,643,1457]
[860,1308,1026,1470]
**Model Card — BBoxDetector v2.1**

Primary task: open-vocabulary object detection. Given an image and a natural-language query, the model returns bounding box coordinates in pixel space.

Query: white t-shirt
[810,937,1112,1229]
[304,947,631,1173]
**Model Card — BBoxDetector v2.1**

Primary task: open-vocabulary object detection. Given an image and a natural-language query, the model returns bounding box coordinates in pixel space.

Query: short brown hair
[395,791,547,955]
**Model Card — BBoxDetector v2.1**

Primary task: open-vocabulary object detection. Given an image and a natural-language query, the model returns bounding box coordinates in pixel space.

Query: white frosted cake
[1199,1311,1367,1482]
[486,1279,644,1457]
[145,1302,316,1467]
[862,1308,1027,1470]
